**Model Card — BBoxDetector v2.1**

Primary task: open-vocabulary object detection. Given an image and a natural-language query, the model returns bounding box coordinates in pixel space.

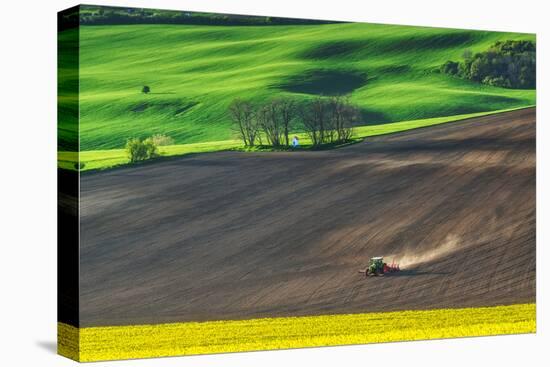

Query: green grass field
[58,22,535,155]
[58,106,530,171]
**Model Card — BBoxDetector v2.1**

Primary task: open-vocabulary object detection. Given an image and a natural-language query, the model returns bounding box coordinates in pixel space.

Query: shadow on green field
[277,69,368,95]
[301,32,477,60]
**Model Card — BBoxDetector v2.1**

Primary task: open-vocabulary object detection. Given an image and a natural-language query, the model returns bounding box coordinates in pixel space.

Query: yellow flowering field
[59,303,535,362]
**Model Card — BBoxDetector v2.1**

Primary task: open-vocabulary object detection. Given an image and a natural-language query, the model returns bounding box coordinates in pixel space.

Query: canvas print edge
[57,4,536,362]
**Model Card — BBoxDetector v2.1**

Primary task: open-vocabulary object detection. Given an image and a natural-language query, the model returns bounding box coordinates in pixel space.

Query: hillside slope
[59,23,535,150]
[79,108,535,326]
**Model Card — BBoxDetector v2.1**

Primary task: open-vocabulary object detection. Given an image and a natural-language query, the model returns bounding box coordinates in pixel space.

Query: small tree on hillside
[142,85,151,94]
[126,137,158,163]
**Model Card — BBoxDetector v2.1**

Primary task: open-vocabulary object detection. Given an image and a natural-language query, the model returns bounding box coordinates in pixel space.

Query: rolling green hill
[59,22,535,152]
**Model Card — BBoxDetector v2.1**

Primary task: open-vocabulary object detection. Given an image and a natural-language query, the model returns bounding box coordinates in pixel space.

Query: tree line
[440,40,535,89]
[229,96,360,148]
[78,6,340,26]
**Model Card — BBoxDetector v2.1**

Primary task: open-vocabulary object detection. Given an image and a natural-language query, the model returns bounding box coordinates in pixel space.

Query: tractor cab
[368,257,385,276]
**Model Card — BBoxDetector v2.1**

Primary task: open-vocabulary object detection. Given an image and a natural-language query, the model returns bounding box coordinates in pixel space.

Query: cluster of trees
[299,97,359,146]
[440,40,536,89]
[229,96,360,148]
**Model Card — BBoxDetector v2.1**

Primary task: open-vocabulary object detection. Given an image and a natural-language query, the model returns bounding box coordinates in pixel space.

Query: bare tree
[328,96,359,142]
[255,105,270,145]
[258,98,296,147]
[258,100,284,147]
[229,98,259,146]
[276,98,296,146]
[339,100,359,141]
[299,97,328,147]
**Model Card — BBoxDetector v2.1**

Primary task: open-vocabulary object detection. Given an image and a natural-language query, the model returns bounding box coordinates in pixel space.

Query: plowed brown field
[79,108,535,327]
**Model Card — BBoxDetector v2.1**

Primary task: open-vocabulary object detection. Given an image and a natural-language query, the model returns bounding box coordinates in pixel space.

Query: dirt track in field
[79,108,536,327]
